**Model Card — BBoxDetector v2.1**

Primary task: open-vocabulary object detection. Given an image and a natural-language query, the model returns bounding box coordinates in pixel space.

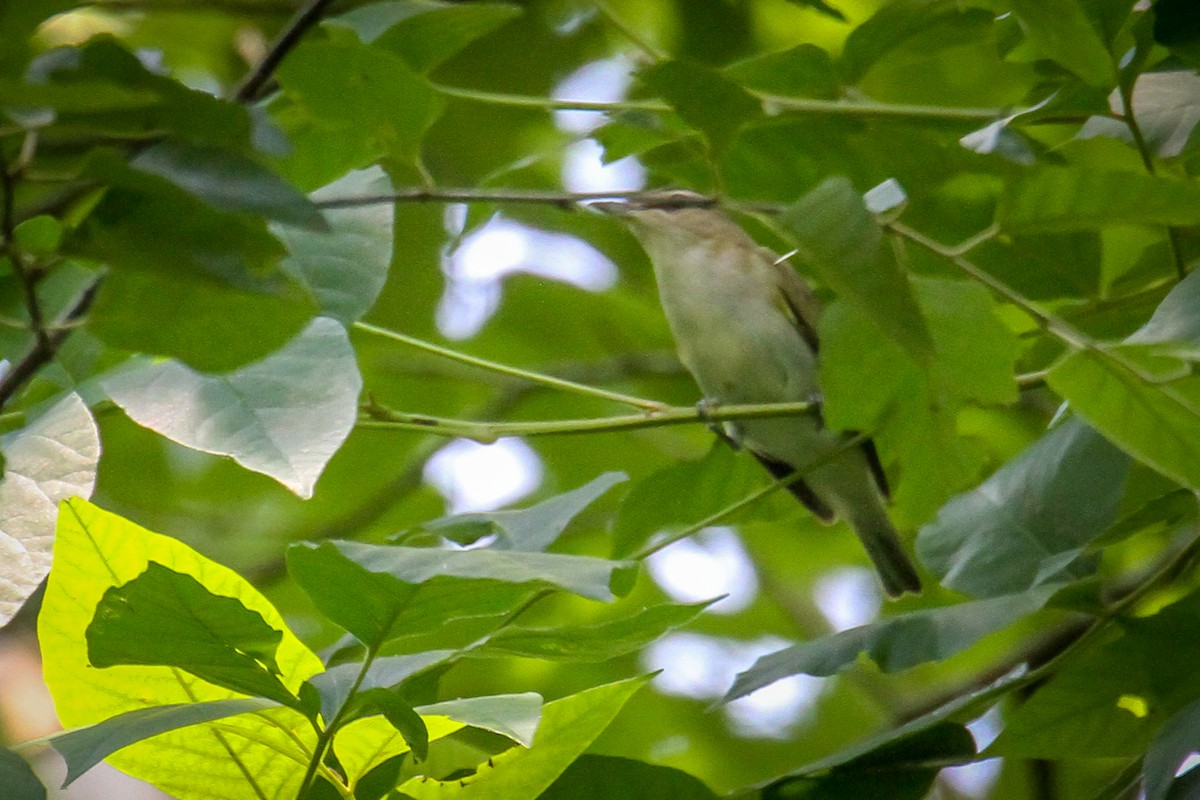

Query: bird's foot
[697,398,741,450]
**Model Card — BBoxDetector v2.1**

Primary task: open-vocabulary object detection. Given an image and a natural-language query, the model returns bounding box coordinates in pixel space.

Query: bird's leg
[696,397,742,450]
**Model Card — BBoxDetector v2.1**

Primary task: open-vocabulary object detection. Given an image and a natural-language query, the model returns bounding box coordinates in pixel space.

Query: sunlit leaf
[0,393,99,627]
[103,317,361,498]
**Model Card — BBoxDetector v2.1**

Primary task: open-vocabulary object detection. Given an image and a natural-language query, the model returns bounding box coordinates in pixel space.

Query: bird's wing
[767,253,822,353]
[767,251,893,500]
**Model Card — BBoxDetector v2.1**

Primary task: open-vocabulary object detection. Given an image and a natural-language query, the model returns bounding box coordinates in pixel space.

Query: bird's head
[590,190,750,253]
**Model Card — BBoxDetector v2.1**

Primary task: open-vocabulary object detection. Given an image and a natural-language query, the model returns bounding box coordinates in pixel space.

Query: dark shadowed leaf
[723,44,839,98]
[724,586,1061,703]
[0,747,45,800]
[1009,0,1116,86]
[637,61,762,154]
[917,418,1130,597]
[308,651,454,727]
[368,2,523,73]
[86,563,298,707]
[50,699,277,786]
[1144,699,1200,800]
[537,755,718,800]
[1000,168,1200,232]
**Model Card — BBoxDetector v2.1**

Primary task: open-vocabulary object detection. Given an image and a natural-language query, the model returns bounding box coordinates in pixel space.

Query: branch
[352,321,666,412]
[359,399,815,443]
[591,0,666,61]
[0,279,102,411]
[314,186,729,210]
[235,0,337,103]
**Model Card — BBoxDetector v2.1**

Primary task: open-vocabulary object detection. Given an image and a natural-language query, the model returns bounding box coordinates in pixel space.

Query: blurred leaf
[0,0,76,75]
[637,61,762,154]
[537,755,718,800]
[1145,698,1200,800]
[766,722,975,800]
[276,38,442,163]
[612,443,765,559]
[999,168,1200,232]
[367,2,523,73]
[0,393,99,627]
[724,586,1060,703]
[396,676,647,799]
[103,317,361,498]
[723,45,839,98]
[473,601,711,662]
[87,268,317,373]
[297,539,636,606]
[1121,71,1200,159]
[275,167,395,325]
[71,150,289,291]
[416,693,542,748]
[50,698,277,787]
[419,472,626,552]
[287,540,545,648]
[1010,0,1117,86]
[87,563,299,707]
[130,141,326,231]
[781,177,934,363]
[40,500,324,799]
[1154,0,1200,65]
[0,747,45,800]
[23,37,252,147]
[12,216,63,257]
[993,588,1200,757]
[917,418,1130,598]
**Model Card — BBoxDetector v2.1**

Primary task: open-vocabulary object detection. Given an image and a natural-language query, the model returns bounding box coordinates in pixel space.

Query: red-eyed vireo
[595,191,922,597]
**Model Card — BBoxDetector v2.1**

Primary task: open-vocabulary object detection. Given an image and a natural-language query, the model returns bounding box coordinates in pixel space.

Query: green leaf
[416,694,542,748]
[87,563,299,708]
[102,317,361,498]
[350,688,430,761]
[473,601,711,662]
[1010,0,1116,86]
[612,443,767,559]
[323,540,636,602]
[917,418,1130,598]
[12,215,63,257]
[1046,347,1200,489]
[275,167,395,324]
[276,38,442,162]
[781,177,934,363]
[40,499,325,800]
[536,755,718,800]
[71,150,288,291]
[308,651,454,726]
[50,698,278,786]
[130,141,326,231]
[0,747,45,800]
[999,168,1200,233]
[780,0,846,21]
[395,676,647,799]
[723,44,839,98]
[723,586,1059,703]
[993,588,1200,757]
[636,61,762,154]
[418,472,626,552]
[0,393,99,627]
[767,722,975,800]
[1145,698,1200,800]
[367,2,523,73]
[287,540,548,648]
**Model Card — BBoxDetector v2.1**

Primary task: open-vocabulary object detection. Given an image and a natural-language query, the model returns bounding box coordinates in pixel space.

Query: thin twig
[591,0,667,61]
[432,83,668,113]
[235,0,337,103]
[359,399,814,442]
[353,321,666,412]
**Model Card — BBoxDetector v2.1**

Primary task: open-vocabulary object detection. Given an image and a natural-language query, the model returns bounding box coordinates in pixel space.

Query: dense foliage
[3,0,1200,798]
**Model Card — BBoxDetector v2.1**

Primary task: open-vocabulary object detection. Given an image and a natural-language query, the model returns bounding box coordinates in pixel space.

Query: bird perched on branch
[594,191,921,597]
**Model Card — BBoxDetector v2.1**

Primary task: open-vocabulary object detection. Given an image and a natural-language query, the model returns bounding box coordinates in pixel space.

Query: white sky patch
[812,567,882,632]
[646,527,758,614]
[552,57,635,134]
[437,215,618,339]
[423,437,543,514]
[563,138,646,194]
[642,632,823,739]
[940,707,1004,798]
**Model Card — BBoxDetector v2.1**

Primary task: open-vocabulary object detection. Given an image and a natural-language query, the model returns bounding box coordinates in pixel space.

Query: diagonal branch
[235,0,337,103]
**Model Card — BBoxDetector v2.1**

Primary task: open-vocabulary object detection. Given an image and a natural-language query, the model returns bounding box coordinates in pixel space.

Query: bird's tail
[845,500,922,598]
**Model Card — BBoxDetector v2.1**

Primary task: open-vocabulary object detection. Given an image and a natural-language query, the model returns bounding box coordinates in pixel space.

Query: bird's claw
[697,398,741,450]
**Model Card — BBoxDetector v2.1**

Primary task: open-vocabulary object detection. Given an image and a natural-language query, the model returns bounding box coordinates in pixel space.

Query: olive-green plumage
[598,193,921,597]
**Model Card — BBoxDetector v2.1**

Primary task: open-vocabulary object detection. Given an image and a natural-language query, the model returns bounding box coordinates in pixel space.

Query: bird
[594,190,922,597]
